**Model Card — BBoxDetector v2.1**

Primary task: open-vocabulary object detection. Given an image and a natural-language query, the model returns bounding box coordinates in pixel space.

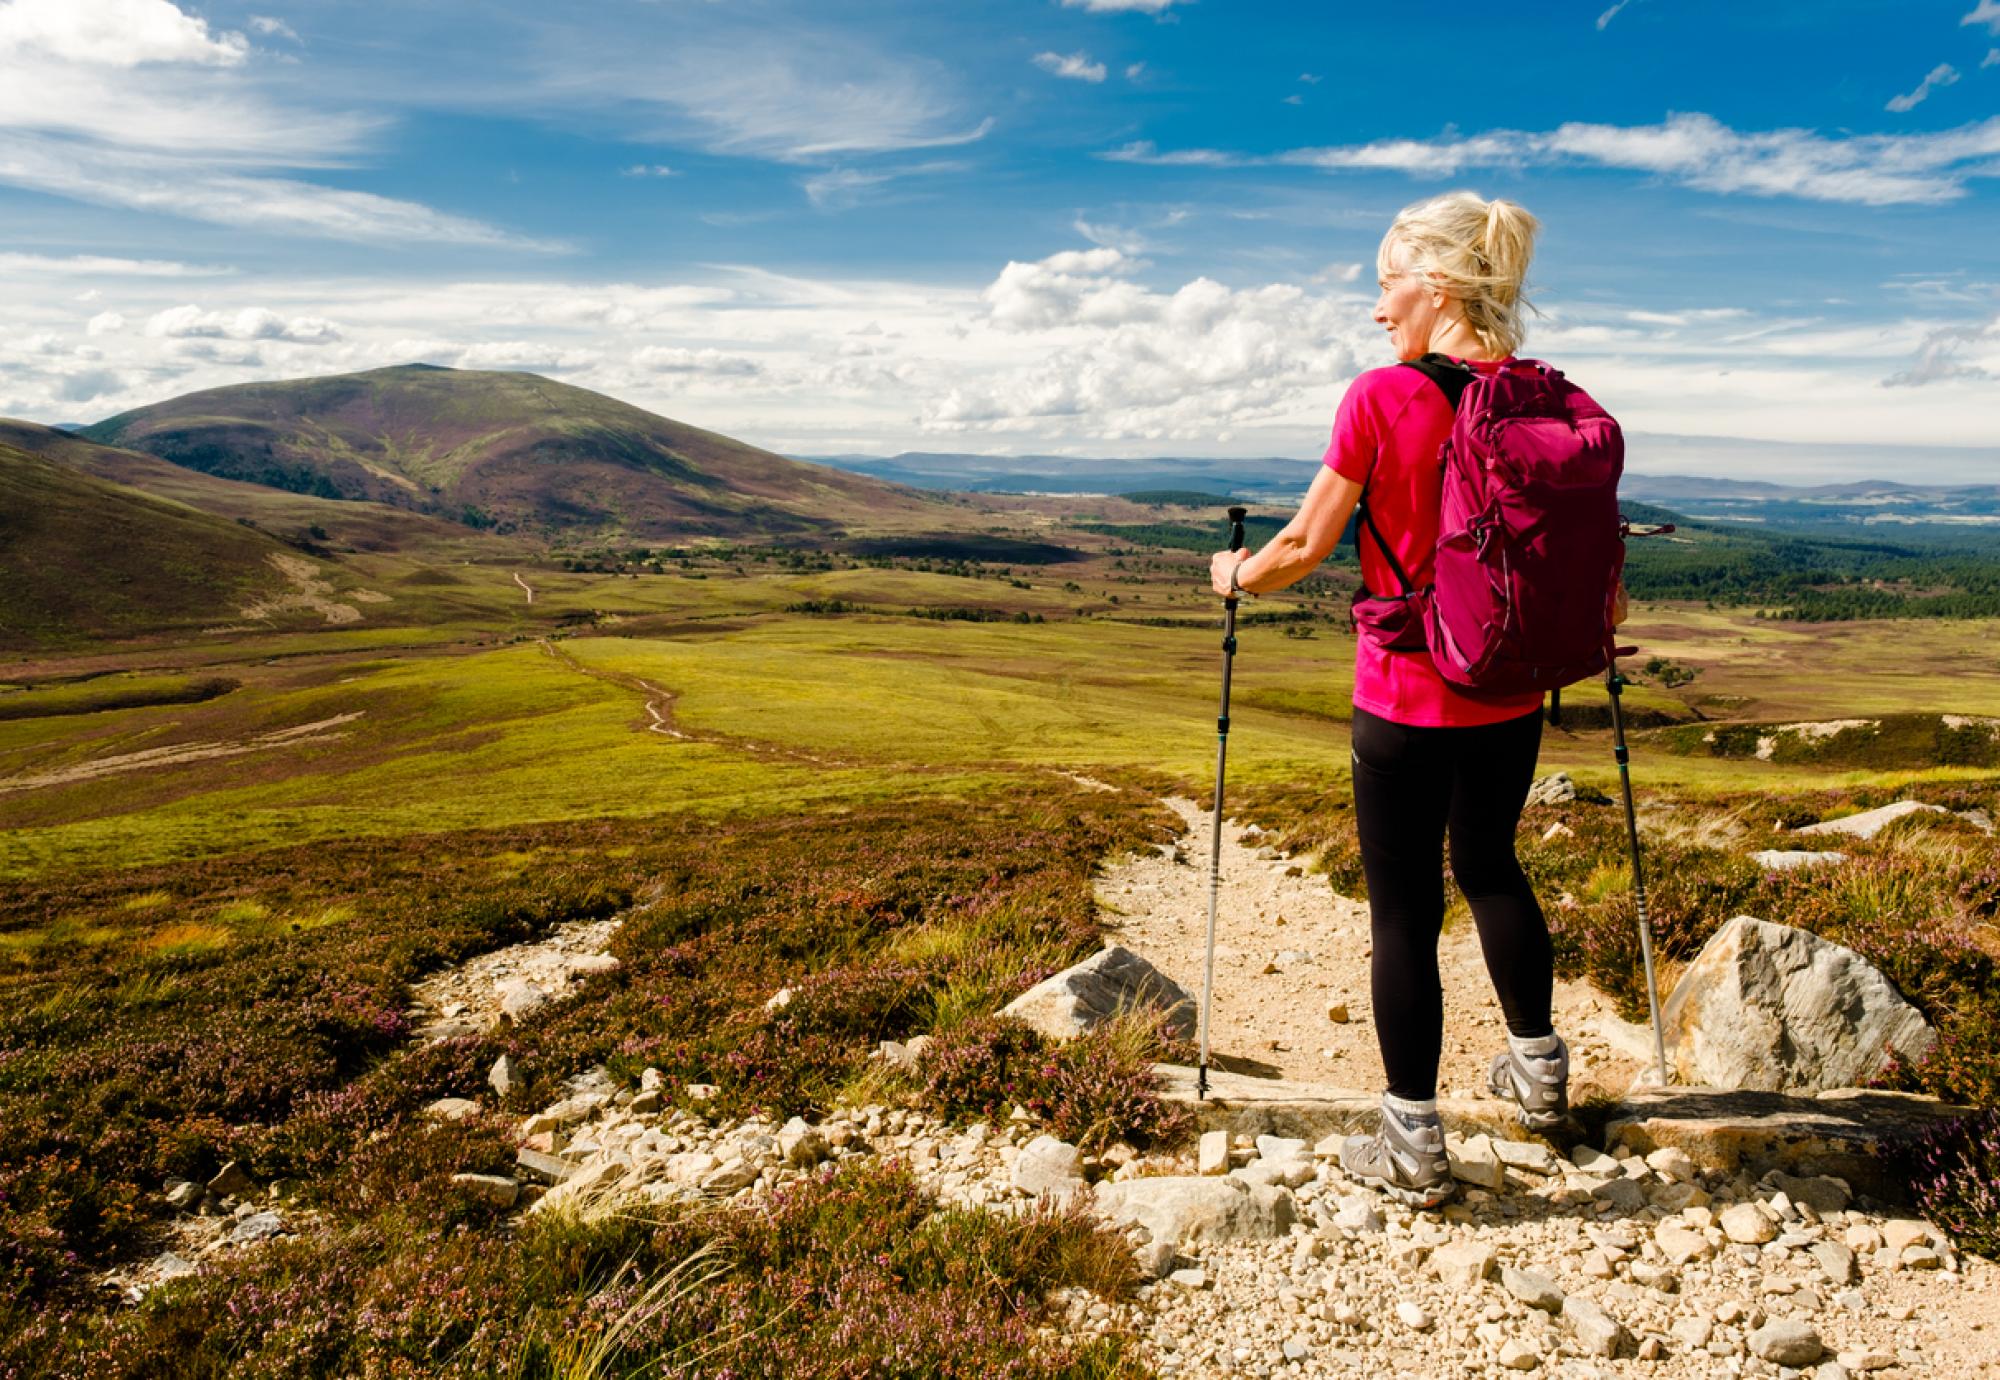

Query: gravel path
[1099,797,1653,1102]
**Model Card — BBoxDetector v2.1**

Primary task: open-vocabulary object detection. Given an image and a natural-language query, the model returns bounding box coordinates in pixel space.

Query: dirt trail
[0,712,365,794]
[1100,795,1650,1099]
[513,572,534,605]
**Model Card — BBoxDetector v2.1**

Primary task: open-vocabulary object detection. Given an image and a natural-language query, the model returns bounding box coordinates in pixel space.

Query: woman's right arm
[1209,464,1364,597]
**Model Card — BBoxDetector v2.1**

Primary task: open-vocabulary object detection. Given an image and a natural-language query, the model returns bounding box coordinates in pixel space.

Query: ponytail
[1380,191,1541,357]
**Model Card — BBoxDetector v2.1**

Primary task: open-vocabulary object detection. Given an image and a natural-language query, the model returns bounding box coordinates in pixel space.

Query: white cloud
[0,252,231,276]
[1883,313,1999,387]
[0,0,246,67]
[1118,112,2000,205]
[1099,140,1242,167]
[0,0,547,248]
[800,160,964,209]
[1596,0,1636,30]
[621,164,677,178]
[85,311,126,335]
[1033,51,1107,83]
[1061,0,1182,11]
[1299,73,1322,84]
[1886,63,1960,113]
[1965,2,2000,35]
[145,304,342,344]
[1984,48,2000,67]
[632,346,762,377]
[1125,62,1146,80]
[455,341,599,372]
[1282,94,1303,106]
[248,15,299,43]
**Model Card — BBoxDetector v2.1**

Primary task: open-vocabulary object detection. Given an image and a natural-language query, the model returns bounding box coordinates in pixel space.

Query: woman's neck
[1426,317,1504,362]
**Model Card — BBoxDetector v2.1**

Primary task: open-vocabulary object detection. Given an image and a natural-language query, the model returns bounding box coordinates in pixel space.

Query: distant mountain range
[81,364,937,541]
[807,450,2000,533]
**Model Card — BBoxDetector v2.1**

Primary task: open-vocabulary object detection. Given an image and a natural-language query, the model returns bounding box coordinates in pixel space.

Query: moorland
[3,363,1998,1375]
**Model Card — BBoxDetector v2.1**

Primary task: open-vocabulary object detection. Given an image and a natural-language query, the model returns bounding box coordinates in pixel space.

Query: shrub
[1902,1109,2000,1259]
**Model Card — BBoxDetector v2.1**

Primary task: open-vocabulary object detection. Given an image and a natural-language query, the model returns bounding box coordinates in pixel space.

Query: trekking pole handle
[1227,506,1248,558]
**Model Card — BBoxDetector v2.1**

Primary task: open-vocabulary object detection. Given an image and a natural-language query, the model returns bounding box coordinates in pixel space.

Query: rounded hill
[81,365,937,540]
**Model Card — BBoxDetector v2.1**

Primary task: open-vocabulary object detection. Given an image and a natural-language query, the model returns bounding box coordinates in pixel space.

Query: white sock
[1384,1092,1438,1118]
[1510,1032,1561,1060]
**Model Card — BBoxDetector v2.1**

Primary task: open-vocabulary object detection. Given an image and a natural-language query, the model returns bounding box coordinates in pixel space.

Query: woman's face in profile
[1373,240,1440,362]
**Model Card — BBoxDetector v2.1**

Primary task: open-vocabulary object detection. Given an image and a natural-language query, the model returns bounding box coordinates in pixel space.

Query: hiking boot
[1488,1033,1570,1131]
[1338,1097,1453,1209]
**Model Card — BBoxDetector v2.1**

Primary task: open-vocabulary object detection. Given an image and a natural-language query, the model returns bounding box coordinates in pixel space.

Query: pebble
[1394,1301,1432,1331]
[1750,1318,1824,1366]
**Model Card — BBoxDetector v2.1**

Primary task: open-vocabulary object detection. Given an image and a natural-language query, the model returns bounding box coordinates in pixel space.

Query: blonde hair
[1378,191,1540,358]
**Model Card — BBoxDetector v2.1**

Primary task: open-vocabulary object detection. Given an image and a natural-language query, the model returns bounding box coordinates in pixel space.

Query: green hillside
[0,419,484,558]
[0,442,293,650]
[81,364,941,542]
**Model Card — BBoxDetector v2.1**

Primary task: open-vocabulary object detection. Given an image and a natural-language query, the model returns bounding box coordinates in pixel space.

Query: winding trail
[0,712,365,794]
[513,572,535,605]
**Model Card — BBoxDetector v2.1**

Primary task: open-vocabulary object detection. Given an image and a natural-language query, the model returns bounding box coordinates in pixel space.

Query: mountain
[83,365,938,541]
[1619,473,2000,533]
[0,440,299,649]
[0,419,482,556]
[805,451,1320,499]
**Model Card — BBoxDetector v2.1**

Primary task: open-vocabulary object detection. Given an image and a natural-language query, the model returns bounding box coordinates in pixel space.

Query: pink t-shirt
[1322,358,1545,728]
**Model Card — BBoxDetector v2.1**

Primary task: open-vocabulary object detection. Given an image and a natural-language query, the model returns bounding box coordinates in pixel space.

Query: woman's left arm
[1209,466,1366,598]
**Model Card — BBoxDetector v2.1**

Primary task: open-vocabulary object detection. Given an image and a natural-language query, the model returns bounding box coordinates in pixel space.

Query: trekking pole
[1608,516,1672,1088]
[1198,505,1249,1101]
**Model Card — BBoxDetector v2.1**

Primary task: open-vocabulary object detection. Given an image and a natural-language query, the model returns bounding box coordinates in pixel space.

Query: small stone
[685,1083,717,1102]
[1197,1129,1230,1175]
[1565,1297,1627,1358]
[1498,1339,1541,1371]
[1330,1195,1384,1234]
[1503,1266,1564,1312]
[1636,1337,1664,1362]
[163,1179,203,1211]
[1333,1302,1363,1327]
[151,1251,197,1282]
[227,1211,283,1245]
[1012,1135,1086,1198]
[1581,1250,1615,1279]
[1768,1172,1851,1214]
[1395,1301,1432,1331]
[1542,821,1575,842]
[777,1116,828,1166]
[1135,1240,1176,1279]
[489,1054,521,1098]
[207,1161,254,1198]
[425,1096,481,1121]
[450,1173,520,1207]
[1671,1316,1713,1349]
[1590,1177,1646,1213]
[497,979,549,1022]
[1900,1245,1943,1270]
[763,986,794,1012]
[1167,1267,1209,1290]
[700,1158,758,1194]
[1644,1147,1697,1180]
[516,1147,577,1184]
[1844,1224,1884,1253]
[1880,1219,1931,1253]
[1836,1350,1896,1372]
[1494,1139,1558,1175]
[1810,1241,1857,1285]
[1570,1145,1619,1175]
[1433,1240,1496,1289]
[1721,1203,1778,1244]
[1256,1134,1308,1163]
[1448,1135,1506,1190]
[1656,1223,1714,1265]
[1327,1002,1350,1023]
[1282,1338,1311,1362]
[1630,1260,1678,1292]
[1749,1319,1823,1366]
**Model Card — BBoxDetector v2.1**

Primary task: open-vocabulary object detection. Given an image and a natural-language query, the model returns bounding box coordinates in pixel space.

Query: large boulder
[1000,945,1196,1040]
[1093,1176,1295,1247]
[1795,800,1946,841]
[1661,916,1933,1093]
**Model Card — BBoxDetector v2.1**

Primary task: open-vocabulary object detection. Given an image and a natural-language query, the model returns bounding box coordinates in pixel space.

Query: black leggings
[1349,705,1554,1101]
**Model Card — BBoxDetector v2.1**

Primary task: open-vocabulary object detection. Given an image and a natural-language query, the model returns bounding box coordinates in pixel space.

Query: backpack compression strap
[1352,354,1480,595]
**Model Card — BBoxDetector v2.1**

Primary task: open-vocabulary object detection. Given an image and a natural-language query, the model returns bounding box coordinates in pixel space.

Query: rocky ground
[118,790,1999,1376]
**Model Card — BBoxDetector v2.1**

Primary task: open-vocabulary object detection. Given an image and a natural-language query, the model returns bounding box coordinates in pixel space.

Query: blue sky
[2,0,1997,478]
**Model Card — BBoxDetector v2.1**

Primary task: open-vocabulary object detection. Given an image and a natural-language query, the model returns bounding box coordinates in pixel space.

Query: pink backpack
[1349,354,1626,699]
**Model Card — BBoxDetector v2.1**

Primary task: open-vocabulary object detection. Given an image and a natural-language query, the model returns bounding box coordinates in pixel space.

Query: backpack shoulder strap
[1399,352,1478,411]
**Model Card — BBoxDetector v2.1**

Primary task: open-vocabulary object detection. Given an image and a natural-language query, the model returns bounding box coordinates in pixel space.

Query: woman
[1208,190,1567,1209]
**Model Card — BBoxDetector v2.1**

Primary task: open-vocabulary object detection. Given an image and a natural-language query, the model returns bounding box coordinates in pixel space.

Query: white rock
[489,1054,521,1098]
[450,1173,520,1207]
[1565,1297,1627,1358]
[1329,1195,1384,1234]
[1011,1135,1086,1198]
[497,980,550,1022]
[1432,1240,1495,1289]
[1198,1129,1230,1176]
[1748,1319,1823,1366]
[1721,1202,1779,1244]
[1750,849,1848,872]
[227,1211,283,1245]
[1094,1176,1295,1247]
[1394,1301,1432,1331]
[424,1096,481,1121]
[1493,1139,1558,1175]
[999,945,1196,1040]
[1498,1339,1541,1371]
[1502,1265,1564,1312]
[1797,800,1948,840]
[1661,916,1933,1093]
[1448,1134,1505,1190]
[1255,1134,1308,1163]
